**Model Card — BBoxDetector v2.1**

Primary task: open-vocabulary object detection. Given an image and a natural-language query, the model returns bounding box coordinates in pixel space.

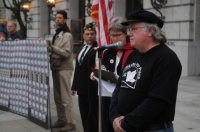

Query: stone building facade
[0,0,199,76]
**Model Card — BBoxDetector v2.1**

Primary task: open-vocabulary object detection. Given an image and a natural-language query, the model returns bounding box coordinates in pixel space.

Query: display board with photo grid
[0,40,50,129]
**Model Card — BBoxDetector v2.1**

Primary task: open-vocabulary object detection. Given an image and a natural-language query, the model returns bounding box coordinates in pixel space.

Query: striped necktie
[79,46,88,64]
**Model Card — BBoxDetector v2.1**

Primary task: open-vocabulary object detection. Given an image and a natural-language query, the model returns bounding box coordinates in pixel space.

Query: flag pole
[98,50,102,132]
[91,1,113,132]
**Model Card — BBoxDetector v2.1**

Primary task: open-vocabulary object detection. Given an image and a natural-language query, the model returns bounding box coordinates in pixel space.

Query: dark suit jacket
[71,41,98,96]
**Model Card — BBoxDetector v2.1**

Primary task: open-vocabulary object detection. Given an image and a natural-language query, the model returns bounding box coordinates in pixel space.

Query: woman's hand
[90,72,95,81]
[71,90,76,96]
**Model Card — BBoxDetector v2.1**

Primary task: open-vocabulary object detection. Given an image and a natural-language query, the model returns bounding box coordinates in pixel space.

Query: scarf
[52,23,70,44]
[115,42,133,69]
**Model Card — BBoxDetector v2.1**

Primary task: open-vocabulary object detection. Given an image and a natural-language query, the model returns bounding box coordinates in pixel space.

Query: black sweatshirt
[109,44,182,131]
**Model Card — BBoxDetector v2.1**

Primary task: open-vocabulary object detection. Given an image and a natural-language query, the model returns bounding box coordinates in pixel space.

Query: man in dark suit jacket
[71,23,98,132]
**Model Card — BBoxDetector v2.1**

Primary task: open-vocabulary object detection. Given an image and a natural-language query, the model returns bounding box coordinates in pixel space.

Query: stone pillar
[113,0,126,17]
[39,1,48,38]
[194,0,200,75]
[27,0,48,39]
[69,0,79,27]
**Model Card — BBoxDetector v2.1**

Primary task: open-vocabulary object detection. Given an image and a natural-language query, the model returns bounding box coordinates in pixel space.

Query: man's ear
[148,27,155,37]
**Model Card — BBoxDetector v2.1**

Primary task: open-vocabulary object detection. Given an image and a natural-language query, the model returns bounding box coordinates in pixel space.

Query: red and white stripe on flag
[91,0,113,68]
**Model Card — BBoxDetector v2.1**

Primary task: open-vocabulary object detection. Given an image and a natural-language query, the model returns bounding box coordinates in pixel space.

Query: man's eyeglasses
[126,27,145,33]
[109,34,123,38]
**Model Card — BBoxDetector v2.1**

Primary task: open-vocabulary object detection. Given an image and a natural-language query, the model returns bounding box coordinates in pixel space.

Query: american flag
[91,0,113,68]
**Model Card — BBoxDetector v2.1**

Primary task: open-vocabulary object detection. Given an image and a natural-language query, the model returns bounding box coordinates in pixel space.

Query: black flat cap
[122,10,164,28]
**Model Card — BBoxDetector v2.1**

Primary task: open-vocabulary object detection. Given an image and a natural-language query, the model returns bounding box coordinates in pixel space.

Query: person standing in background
[0,29,8,41]
[47,10,76,132]
[71,23,98,132]
[6,21,23,40]
[90,17,133,132]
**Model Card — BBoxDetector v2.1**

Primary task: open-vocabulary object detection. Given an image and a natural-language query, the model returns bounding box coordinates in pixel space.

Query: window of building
[126,0,143,17]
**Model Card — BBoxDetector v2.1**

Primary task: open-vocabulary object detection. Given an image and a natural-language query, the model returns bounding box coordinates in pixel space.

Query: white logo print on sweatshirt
[121,63,141,89]
[126,70,137,83]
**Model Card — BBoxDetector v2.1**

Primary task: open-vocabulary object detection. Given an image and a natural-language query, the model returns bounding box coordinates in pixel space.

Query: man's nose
[127,32,132,36]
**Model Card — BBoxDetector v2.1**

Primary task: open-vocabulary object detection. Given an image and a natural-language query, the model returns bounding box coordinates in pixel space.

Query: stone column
[27,0,48,39]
